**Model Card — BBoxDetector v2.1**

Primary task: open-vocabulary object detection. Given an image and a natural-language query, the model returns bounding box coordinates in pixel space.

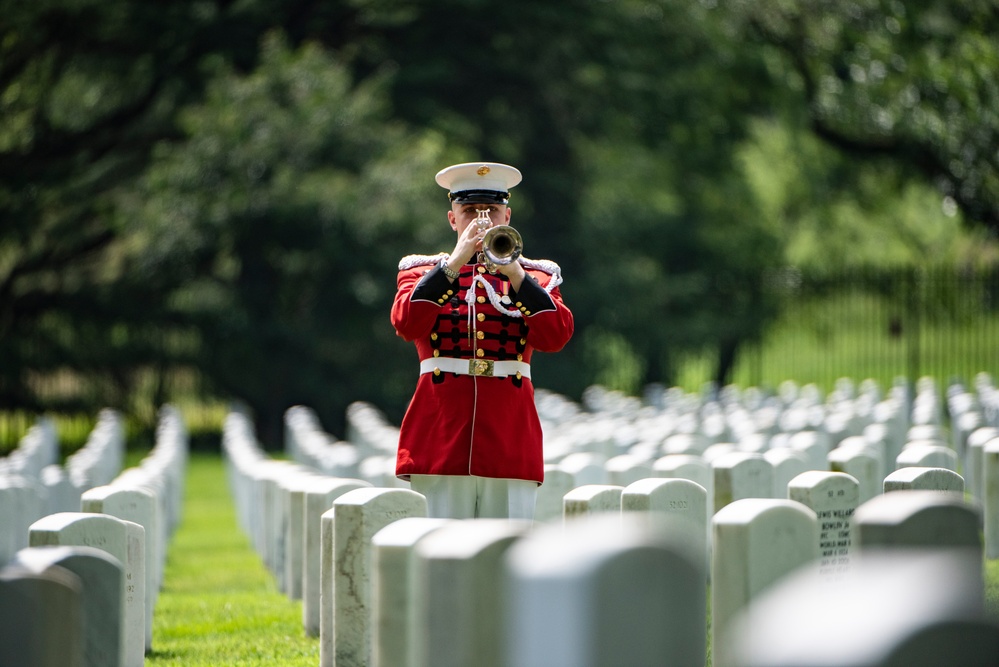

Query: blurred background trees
[1,0,996,444]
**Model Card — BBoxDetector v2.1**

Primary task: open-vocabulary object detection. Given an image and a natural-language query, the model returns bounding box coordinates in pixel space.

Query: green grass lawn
[145,452,998,666]
[145,452,319,666]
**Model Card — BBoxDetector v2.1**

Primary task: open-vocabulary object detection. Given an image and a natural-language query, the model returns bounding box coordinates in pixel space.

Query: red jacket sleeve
[516,270,574,353]
[391,261,450,342]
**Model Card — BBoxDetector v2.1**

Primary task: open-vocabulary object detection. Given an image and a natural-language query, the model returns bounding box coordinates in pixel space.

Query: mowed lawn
[146,452,319,666]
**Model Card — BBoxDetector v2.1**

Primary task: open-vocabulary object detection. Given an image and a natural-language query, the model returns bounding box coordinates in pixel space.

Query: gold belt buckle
[469,359,494,377]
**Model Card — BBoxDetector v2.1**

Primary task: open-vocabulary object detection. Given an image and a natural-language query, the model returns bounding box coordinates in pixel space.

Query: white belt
[420,357,531,379]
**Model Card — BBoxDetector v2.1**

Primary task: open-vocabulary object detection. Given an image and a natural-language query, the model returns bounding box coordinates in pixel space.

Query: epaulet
[518,256,563,292]
[519,256,562,276]
[398,253,448,271]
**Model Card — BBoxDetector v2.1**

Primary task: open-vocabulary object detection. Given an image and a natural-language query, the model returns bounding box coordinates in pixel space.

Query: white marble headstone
[412,519,532,667]
[557,452,610,486]
[883,467,964,494]
[371,517,452,667]
[320,487,427,667]
[42,465,83,514]
[828,446,881,504]
[981,438,999,559]
[621,477,708,569]
[506,514,706,667]
[764,448,810,498]
[895,442,958,472]
[28,511,145,666]
[724,549,993,667]
[301,477,371,636]
[0,475,44,564]
[604,454,653,487]
[12,545,123,667]
[81,485,158,651]
[787,471,859,577]
[0,562,83,667]
[788,430,832,472]
[712,451,774,511]
[534,466,574,524]
[966,426,999,502]
[562,484,623,521]
[852,490,981,559]
[711,498,818,667]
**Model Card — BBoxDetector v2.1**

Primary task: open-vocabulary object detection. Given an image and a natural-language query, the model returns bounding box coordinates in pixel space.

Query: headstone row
[222,405,374,642]
[535,375,949,467]
[285,404,361,478]
[285,404,405,488]
[530,376,999,521]
[1,410,125,569]
[65,408,127,493]
[285,481,991,667]
[1,404,189,667]
[0,411,127,570]
[0,416,58,479]
[343,401,410,486]
[263,394,996,667]
[344,400,403,458]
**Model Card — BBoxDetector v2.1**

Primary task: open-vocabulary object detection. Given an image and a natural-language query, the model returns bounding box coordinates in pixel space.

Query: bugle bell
[482,225,523,273]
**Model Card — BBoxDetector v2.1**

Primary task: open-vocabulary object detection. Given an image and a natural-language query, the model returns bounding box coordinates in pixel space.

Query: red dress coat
[391,253,574,484]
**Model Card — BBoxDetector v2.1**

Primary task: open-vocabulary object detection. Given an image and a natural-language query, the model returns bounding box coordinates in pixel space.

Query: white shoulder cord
[465,257,563,318]
[398,253,448,271]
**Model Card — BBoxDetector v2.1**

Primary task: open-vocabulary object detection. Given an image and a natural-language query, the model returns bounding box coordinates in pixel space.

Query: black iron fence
[732,265,999,393]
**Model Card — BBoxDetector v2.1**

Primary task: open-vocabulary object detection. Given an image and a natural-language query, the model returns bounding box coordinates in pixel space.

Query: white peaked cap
[435,162,523,203]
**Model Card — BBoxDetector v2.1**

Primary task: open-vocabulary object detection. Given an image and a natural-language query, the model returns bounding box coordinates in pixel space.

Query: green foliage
[728,0,999,230]
[737,118,999,272]
[0,411,99,459]
[569,136,784,389]
[0,0,251,416]
[3,0,998,430]
[0,411,34,456]
[323,0,789,393]
[129,33,449,440]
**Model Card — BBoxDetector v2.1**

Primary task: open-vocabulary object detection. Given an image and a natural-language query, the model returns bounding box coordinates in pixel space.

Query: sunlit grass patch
[146,453,318,666]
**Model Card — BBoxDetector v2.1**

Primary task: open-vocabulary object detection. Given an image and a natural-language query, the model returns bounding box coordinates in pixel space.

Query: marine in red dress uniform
[391,162,574,490]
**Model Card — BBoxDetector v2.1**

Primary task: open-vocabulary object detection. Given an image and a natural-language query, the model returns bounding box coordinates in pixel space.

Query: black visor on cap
[449,189,510,204]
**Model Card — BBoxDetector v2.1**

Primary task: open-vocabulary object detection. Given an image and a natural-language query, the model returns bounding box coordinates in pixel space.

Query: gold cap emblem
[477,165,491,176]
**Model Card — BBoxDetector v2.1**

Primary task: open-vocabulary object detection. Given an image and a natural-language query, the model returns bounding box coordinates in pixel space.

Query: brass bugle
[482,225,523,273]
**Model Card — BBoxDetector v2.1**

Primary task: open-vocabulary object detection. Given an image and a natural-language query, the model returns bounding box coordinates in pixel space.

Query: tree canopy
[732,0,999,230]
[2,0,996,441]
